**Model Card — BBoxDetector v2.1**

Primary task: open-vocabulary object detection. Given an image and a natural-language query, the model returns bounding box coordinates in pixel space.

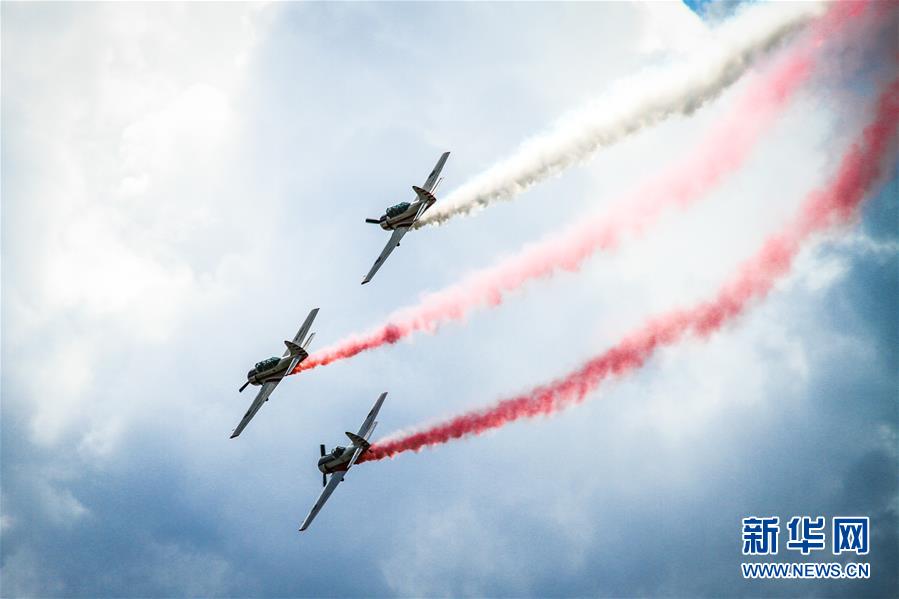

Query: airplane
[299,391,387,531]
[230,308,319,439]
[361,151,450,284]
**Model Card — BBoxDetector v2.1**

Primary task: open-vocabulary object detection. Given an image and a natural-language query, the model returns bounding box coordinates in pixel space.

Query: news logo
[833,517,869,556]
[786,516,826,555]
[740,515,871,580]
[742,516,780,555]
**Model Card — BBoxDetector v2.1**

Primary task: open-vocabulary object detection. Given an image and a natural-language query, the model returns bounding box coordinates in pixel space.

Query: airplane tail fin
[412,185,437,204]
[284,340,309,358]
[303,332,315,350]
[345,431,370,449]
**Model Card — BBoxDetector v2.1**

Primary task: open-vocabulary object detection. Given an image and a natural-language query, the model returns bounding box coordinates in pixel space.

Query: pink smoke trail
[295,2,870,376]
[360,76,898,463]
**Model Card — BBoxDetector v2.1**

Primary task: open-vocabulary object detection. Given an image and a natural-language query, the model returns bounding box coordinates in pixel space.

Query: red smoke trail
[295,2,869,376]
[360,76,898,464]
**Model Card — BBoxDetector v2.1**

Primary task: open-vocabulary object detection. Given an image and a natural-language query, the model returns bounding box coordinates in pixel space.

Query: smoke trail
[417,1,827,228]
[295,2,867,376]
[360,76,899,463]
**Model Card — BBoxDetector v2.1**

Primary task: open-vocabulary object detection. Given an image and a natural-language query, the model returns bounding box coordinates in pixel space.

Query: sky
[2,2,897,598]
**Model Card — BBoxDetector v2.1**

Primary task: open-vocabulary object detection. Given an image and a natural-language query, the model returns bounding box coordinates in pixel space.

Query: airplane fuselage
[246,351,308,387]
[317,443,371,474]
[376,196,436,230]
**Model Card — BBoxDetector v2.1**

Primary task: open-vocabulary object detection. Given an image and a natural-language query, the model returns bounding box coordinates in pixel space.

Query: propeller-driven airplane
[230,308,319,439]
[299,391,387,531]
[361,151,450,284]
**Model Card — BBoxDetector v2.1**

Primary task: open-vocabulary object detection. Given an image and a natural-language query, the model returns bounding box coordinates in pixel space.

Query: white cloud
[37,480,90,526]
[635,0,709,55]
[4,3,275,448]
[26,338,96,445]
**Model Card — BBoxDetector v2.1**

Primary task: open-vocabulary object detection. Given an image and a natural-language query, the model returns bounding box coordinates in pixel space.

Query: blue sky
[2,2,896,597]
[683,0,750,21]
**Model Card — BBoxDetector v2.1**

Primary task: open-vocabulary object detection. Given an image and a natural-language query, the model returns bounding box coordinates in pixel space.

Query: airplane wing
[357,392,387,439]
[361,228,407,285]
[299,470,345,531]
[230,380,279,439]
[293,308,319,346]
[283,308,319,356]
[422,151,450,193]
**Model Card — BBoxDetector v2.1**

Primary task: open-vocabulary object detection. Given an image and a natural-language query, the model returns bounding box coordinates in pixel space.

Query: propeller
[238,381,249,393]
[320,444,327,487]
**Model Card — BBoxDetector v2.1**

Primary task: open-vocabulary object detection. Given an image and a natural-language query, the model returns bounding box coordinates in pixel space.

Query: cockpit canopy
[332,446,345,456]
[385,202,410,218]
[254,356,280,371]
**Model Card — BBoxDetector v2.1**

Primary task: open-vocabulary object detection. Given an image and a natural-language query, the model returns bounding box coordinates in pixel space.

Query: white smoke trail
[418,1,826,228]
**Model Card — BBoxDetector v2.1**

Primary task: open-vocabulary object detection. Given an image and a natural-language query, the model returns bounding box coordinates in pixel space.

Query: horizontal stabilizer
[345,431,370,449]
[284,340,308,358]
[412,185,437,204]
